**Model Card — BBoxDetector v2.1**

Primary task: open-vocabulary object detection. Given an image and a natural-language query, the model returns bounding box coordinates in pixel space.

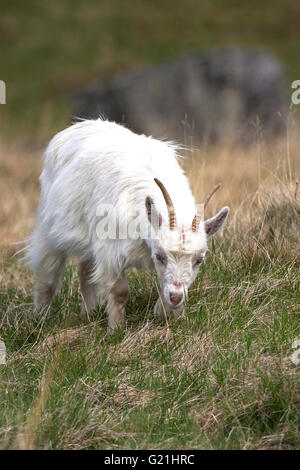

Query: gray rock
[73,48,287,145]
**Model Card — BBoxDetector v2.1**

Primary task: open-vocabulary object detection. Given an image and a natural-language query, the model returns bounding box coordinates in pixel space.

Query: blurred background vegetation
[1,0,300,140]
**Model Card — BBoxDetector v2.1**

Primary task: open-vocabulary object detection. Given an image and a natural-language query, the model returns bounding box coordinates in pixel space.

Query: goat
[27,118,229,329]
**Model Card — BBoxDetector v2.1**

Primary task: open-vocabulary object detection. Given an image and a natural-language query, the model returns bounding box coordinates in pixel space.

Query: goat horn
[203,183,222,209]
[191,204,204,232]
[154,178,177,230]
[191,183,222,232]
[191,211,199,232]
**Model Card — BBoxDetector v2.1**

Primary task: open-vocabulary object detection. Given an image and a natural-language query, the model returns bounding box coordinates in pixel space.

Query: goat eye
[156,253,167,265]
[193,256,204,267]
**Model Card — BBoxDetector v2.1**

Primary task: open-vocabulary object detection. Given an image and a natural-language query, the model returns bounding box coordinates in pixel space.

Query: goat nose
[173,281,183,288]
[169,292,183,306]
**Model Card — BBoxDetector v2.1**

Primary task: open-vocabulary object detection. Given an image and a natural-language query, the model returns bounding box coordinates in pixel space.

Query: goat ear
[205,206,229,238]
[145,196,162,231]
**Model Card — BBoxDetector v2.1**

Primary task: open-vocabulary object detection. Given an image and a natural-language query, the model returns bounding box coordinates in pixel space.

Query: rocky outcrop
[73,48,287,145]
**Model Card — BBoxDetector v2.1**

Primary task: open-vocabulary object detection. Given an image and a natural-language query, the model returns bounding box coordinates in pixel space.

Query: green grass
[0,184,299,449]
[1,0,300,139]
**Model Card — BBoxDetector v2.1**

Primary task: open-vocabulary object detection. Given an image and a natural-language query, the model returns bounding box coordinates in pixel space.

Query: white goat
[28,118,229,329]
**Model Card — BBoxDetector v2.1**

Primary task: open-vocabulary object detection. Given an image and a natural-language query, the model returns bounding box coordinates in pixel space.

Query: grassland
[1,0,300,139]
[0,0,300,450]
[0,130,299,449]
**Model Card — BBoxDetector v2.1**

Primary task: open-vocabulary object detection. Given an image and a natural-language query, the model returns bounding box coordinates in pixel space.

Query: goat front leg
[79,258,100,318]
[107,275,129,330]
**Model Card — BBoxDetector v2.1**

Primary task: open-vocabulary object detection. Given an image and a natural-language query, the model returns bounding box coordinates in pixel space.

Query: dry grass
[185,136,300,219]
[0,142,41,249]
[0,129,299,252]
